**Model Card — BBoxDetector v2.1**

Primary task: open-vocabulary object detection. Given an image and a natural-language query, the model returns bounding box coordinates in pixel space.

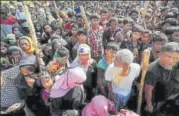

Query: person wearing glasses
[144,42,179,116]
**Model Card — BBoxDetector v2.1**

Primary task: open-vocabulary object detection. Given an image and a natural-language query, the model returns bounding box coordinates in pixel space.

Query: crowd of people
[0,1,179,116]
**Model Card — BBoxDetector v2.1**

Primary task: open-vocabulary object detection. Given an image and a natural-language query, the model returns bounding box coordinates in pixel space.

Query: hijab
[82,95,115,116]
[50,67,86,98]
[18,36,35,55]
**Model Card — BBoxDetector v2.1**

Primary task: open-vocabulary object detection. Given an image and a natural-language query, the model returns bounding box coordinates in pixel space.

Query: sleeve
[72,87,84,109]
[103,31,108,49]
[144,70,158,86]
[105,65,113,81]
[135,64,141,78]
[2,65,20,79]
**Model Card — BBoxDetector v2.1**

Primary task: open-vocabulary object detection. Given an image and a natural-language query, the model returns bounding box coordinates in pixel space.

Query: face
[35,24,41,31]
[159,52,179,69]
[44,25,52,34]
[44,46,52,57]
[19,39,30,51]
[79,54,90,65]
[41,76,54,89]
[54,42,63,50]
[91,18,99,26]
[101,13,107,20]
[9,38,16,44]
[0,43,8,55]
[110,21,118,31]
[78,34,86,44]
[131,13,138,21]
[123,23,133,32]
[71,27,78,35]
[132,32,141,41]
[10,8,16,15]
[171,31,179,43]
[54,28,61,36]
[10,51,21,64]
[114,56,123,68]
[13,28,20,35]
[141,33,150,43]
[105,49,116,61]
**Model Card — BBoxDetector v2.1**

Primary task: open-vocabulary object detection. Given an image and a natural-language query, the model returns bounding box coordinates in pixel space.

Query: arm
[144,84,154,106]
[97,68,107,96]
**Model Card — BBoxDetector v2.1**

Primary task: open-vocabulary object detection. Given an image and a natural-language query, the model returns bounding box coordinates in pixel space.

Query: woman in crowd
[71,44,97,101]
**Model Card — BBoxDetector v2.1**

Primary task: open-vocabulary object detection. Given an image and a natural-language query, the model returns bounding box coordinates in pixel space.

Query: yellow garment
[18,36,35,55]
[112,70,125,87]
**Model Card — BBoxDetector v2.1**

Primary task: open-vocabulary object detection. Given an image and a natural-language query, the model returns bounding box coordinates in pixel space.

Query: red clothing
[0,16,17,25]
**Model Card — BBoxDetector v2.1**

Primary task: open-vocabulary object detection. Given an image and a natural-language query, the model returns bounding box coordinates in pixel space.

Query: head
[114,49,134,71]
[0,41,8,56]
[90,14,100,27]
[140,30,151,43]
[123,17,134,32]
[108,17,118,31]
[8,46,21,65]
[162,18,178,30]
[132,24,144,41]
[105,42,119,61]
[17,2,23,12]
[170,26,179,43]
[42,45,52,58]
[12,26,21,35]
[118,18,124,28]
[78,44,91,66]
[0,6,8,19]
[76,15,85,28]
[129,10,138,22]
[159,42,179,70]
[10,5,16,15]
[43,24,53,35]
[18,36,35,54]
[100,9,108,20]
[77,29,87,44]
[71,24,78,36]
[7,34,16,45]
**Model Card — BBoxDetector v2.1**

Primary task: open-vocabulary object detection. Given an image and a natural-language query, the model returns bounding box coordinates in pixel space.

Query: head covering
[15,33,24,40]
[78,44,91,55]
[82,95,115,116]
[7,34,16,41]
[7,46,21,55]
[50,67,86,98]
[18,36,35,54]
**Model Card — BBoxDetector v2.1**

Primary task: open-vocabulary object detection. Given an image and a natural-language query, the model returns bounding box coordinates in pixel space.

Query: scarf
[18,36,35,55]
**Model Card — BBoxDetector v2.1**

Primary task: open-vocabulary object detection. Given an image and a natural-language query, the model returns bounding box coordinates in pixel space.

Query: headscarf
[82,95,115,116]
[50,67,86,98]
[71,44,93,73]
[117,109,139,116]
[18,36,35,55]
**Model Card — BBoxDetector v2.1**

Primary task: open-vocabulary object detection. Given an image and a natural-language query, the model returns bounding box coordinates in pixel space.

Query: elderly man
[105,49,141,111]
[144,42,179,116]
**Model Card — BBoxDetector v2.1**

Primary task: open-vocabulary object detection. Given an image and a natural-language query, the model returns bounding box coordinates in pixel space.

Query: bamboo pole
[80,6,89,30]
[53,0,62,26]
[137,48,150,114]
[22,2,45,65]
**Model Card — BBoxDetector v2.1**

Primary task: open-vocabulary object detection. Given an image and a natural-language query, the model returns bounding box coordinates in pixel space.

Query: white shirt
[105,63,141,96]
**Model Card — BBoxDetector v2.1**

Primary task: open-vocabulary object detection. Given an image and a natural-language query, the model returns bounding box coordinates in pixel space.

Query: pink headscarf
[50,67,86,98]
[82,95,115,116]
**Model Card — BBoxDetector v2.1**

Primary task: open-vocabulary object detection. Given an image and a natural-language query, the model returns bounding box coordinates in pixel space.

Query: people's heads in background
[12,26,21,35]
[108,17,118,31]
[123,17,134,32]
[164,26,179,43]
[0,6,8,19]
[17,2,23,12]
[7,46,22,65]
[77,29,87,44]
[129,10,139,22]
[105,42,119,60]
[152,31,168,57]
[90,13,100,26]
[118,18,124,29]
[71,24,78,36]
[162,18,178,31]
[9,5,16,16]
[6,34,16,45]
[100,9,108,21]
[43,23,54,35]
[140,29,152,43]
[132,24,144,42]
[76,14,85,28]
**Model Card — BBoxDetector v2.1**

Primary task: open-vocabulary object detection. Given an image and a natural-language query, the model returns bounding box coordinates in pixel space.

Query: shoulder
[130,63,141,70]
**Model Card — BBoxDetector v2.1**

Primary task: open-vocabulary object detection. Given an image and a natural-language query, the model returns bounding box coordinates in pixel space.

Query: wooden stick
[53,0,62,26]
[80,6,89,30]
[137,48,150,114]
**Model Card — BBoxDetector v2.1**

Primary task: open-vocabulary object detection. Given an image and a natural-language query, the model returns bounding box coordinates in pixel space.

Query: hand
[145,104,153,113]
[6,103,21,112]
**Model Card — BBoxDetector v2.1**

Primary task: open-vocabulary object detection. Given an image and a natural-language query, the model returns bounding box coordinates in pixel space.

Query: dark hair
[90,13,100,20]
[129,10,138,16]
[132,24,144,32]
[108,17,118,25]
[165,12,177,19]
[162,18,178,26]
[100,9,107,14]
[152,31,168,43]
[123,17,134,25]
[77,29,87,35]
[105,42,119,51]
[160,42,179,53]
[67,11,75,18]
[7,46,21,55]
[55,47,69,58]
